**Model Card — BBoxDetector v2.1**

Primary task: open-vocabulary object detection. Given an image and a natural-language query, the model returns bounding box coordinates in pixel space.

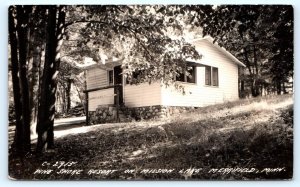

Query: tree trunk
[29,45,42,137]
[276,79,282,95]
[36,6,65,154]
[36,6,57,153]
[239,35,260,98]
[240,80,245,98]
[250,78,260,97]
[27,19,35,136]
[251,45,260,97]
[27,8,44,138]
[60,83,67,113]
[56,82,64,113]
[16,6,32,153]
[238,68,245,98]
[66,78,72,112]
[9,6,26,155]
[253,45,259,76]
[47,6,66,147]
[73,82,84,111]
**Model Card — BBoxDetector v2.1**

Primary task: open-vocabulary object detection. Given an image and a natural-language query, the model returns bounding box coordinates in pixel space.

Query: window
[212,67,218,86]
[126,70,145,84]
[176,71,185,82]
[205,66,219,86]
[205,66,211,85]
[108,70,113,85]
[187,66,196,83]
[176,65,196,83]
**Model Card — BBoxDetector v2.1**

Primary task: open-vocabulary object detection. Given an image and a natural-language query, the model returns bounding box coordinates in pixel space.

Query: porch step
[118,107,133,123]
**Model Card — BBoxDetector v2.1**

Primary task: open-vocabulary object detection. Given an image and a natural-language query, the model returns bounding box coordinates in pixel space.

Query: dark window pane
[205,66,211,85]
[187,66,196,83]
[212,67,218,86]
[176,72,185,82]
[108,70,113,85]
[126,70,145,84]
[176,65,196,83]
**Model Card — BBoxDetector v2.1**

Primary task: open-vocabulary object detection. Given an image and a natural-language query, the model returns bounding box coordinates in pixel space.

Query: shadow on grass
[54,122,86,131]
[9,102,293,180]
[129,105,293,180]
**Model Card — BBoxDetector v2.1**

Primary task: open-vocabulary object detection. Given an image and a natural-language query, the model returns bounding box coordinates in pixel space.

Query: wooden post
[84,70,89,125]
[116,85,120,122]
[85,92,89,125]
[83,84,122,124]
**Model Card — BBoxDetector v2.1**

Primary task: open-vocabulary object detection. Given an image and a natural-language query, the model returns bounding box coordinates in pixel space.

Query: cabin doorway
[114,65,123,105]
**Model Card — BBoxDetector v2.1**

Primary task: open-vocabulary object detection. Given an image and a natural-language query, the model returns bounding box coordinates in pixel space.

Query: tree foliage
[66,5,201,85]
[191,5,293,96]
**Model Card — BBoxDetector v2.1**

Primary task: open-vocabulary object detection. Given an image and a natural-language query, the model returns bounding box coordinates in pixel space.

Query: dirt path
[8,116,86,147]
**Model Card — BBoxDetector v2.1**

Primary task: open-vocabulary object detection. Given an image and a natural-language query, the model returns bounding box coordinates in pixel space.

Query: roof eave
[81,57,124,70]
[192,36,246,67]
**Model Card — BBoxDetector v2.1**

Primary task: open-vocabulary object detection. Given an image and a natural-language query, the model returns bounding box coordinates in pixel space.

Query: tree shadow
[54,122,86,131]
[9,105,293,180]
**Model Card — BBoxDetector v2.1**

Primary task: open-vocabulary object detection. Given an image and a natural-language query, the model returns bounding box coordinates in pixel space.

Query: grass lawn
[9,94,293,180]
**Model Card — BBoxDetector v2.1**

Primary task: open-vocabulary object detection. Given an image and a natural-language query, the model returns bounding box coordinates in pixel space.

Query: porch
[83,84,124,125]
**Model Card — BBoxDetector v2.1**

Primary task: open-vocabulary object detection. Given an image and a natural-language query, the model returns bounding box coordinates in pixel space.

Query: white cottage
[83,36,245,124]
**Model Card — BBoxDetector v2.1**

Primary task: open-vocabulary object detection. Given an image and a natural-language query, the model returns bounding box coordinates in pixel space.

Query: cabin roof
[79,57,123,70]
[191,36,246,67]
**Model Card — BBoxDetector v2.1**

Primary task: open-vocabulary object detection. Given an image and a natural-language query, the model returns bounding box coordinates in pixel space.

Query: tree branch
[64,19,109,28]
[122,26,155,62]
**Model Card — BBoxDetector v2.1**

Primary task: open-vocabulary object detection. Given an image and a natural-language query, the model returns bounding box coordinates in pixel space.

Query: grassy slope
[9,94,293,180]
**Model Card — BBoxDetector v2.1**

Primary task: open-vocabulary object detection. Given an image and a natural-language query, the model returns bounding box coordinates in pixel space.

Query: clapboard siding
[124,82,162,107]
[161,39,239,107]
[85,38,241,110]
[88,88,114,111]
[87,68,107,90]
[196,39,239,101]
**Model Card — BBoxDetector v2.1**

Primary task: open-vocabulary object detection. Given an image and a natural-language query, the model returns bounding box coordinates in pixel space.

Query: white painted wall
[87,68,114,111]
[124,82,162,107]
[86,68,107,90]
[88,88,114,111]
[161,39,239,107]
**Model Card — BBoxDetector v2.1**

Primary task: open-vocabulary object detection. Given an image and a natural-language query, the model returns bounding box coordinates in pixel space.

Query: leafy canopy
[64,5,202,85]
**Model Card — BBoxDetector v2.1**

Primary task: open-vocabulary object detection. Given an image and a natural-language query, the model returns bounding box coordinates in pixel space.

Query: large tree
[9,5,32,155]
[36,5,66,153]
[268,6,293,94]
[8,5,66,154]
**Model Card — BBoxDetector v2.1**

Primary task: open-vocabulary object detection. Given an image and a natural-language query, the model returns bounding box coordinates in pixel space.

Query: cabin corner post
[116,85,120,122]
[85,92,89,125]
